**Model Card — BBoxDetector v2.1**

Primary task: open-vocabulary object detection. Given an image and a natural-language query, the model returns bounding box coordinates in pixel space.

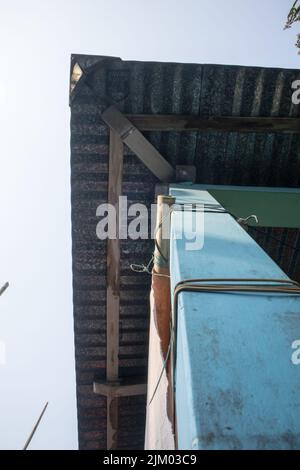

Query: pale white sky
[0,0,298,450]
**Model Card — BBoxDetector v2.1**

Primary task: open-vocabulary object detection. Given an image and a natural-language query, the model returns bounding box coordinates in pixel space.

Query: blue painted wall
[169,186,300,449]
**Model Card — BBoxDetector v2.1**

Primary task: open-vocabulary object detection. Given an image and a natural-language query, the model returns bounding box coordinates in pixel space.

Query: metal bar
[102,106,175,182]
[127,114,300,133]
[0,282,9,297]
[23,402,48,450]
[107,392,118,450]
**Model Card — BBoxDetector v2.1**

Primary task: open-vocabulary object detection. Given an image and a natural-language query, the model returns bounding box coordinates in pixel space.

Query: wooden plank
[106,129,123,449]
[127,114,300,133]
[94,381,147,397]
[107,393,118,450]
[102,106,175,182]
[115,383,147,397]
[106,129,123,380]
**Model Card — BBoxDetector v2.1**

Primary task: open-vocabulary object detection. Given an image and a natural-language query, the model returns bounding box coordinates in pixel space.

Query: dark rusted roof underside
[70,54,300,449]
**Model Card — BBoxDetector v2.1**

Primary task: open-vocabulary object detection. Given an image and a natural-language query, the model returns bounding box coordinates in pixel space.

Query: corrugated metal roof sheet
[70,54,300,449]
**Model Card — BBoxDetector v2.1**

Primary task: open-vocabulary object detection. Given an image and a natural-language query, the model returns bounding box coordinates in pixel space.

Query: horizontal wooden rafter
[94,381,147,398]
[127,114,300,133]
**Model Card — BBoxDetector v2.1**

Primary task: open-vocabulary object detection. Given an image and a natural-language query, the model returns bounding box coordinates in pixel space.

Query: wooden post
[96,128,148,449]
[154,195,175,275]
[106,129,123,449]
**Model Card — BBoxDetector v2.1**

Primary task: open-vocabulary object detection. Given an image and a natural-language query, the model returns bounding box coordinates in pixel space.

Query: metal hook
[237,214,259,225]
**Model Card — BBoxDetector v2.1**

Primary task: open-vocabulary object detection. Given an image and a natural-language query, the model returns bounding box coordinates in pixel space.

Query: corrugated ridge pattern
[70,55,300,449]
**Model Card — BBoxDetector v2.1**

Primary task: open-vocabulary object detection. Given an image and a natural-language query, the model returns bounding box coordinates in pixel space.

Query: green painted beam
[172,184,300,228]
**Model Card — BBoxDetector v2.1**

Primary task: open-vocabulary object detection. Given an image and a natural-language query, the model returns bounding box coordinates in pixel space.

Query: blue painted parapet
[169,185,300,450]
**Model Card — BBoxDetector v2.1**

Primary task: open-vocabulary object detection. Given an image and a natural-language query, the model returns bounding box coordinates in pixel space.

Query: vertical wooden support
[106,129,123,449]
[154,195,175,274]
[145,195,176,449]
[106,390,118,450]
[153,195,175,361]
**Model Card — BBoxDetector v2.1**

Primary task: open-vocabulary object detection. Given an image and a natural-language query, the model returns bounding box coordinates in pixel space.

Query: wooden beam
[94,381,147,398]
[102,106,175,182]
[106,130,123,381]
[106,129,123,449]
[107,393,118,450]
[127,114,300,133]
